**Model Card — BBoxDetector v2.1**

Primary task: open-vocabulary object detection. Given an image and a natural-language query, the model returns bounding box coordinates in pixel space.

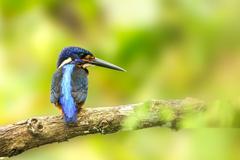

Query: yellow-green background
[1,0,240,160]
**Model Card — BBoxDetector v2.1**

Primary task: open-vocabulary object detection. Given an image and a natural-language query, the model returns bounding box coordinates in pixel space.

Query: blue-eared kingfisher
[50,47,126,124]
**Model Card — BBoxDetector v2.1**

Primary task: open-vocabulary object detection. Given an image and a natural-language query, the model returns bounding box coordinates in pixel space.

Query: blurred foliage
[1,0,240,159]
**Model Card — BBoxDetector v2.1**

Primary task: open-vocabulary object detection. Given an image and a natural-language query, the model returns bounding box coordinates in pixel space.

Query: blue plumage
[50,46,125,124]
[59,64,77,123]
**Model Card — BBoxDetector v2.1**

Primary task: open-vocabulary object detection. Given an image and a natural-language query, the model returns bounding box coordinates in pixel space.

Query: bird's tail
[60,98,78,123]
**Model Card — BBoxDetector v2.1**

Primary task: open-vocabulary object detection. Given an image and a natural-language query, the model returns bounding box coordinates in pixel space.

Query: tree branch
[0,98,205,157]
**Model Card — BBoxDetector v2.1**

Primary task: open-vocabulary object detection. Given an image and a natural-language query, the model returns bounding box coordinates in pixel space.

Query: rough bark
[0,98,205,157]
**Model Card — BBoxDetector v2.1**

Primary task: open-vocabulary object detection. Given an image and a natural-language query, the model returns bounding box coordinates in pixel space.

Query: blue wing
[50,68,63,104]
[71,67,88,107]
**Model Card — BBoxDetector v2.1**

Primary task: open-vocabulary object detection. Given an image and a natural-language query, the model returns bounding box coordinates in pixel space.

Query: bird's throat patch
[58,57,72,69]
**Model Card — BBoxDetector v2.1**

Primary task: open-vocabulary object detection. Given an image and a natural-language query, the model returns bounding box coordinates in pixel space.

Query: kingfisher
[50,47,125,124]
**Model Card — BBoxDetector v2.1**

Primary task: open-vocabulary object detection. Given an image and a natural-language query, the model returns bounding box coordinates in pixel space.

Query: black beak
[90,58,126,72]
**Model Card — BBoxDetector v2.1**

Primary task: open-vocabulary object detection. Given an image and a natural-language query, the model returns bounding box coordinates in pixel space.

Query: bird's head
[57,47,126,72]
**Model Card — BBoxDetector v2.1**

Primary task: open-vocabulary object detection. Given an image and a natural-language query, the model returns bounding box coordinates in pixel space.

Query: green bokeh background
[1,0,240,160]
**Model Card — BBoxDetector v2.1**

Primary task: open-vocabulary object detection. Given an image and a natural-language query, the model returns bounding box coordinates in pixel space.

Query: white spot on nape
[82,63,94,68]
[58,57,72,69]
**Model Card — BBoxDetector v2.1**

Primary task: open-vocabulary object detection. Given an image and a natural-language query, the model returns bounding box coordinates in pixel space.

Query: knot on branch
[27,118,44,135]
[97,119,110,134]
[9,147,24,157]
[97,113,118,134]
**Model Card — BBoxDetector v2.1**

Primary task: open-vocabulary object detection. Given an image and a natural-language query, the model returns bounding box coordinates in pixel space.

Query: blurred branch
[0,98,205,157]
